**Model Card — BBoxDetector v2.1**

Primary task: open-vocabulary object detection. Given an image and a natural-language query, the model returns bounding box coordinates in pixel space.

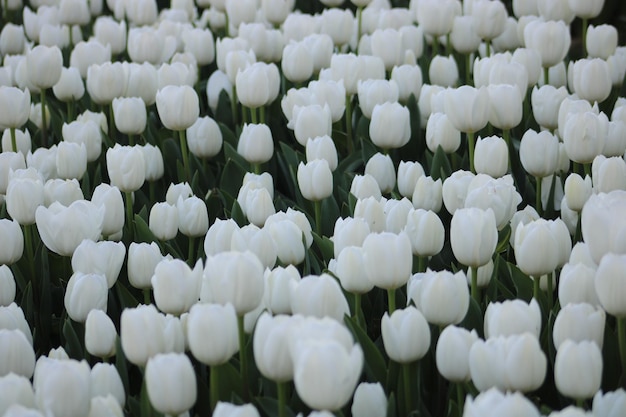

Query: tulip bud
[145,353,196,416]
[364,153,396,195]
[0,329,35,378]
[289,104,332,147]
[351,382,387,417]
[592,389,626,416]
[0,219,23,265]
[297,159,333,201]
[266,218,306,265]
[148,202,178,241]
[306,135,337,171]
[64,272,108,322]
[120,304,166,366]
[412,176,443,212]
[429,55,459,87]
[176,195,208,238]
[397,161,425,198]
[484,298,542,339]
[525,19,571,69]
[0,373,36,415]
[290,274,350,322]
[451,207,498,268]
[0,266,16,307]
[553,302,605,350]
[83,309,117,359]
[34,357,91,417]
[26,45,63,90]
[213,402,260,417]
[187,116,223,159]
[554,340,602,400]
[409,269,470,326]
[237,123,274,165]
[155,85,199,131]
[152,259,202,315]
[581,191,626,264]
[426,112,461,154]
[350,174,382,201]
[332,216,370,258]
[571,58,612,104]
[0,303,32,345]
[358,79,400,120]
[252,313,296,382]
[520,129,560,179]
[363,232,412,290]
[187,302,238,365]
[381,306,431,363]
[445,86,490,133]
[0,86,31,130]
[464,388,541,416]
[473,135,509,179]
[436,325,479,383]
[105,145,146,193]
[472,0,507,41]
[281,41,314,83]
[72,240,125,288]
[369,101,411,150]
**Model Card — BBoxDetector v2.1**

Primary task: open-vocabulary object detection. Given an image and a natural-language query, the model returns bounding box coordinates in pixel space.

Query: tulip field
[3,0,626,416]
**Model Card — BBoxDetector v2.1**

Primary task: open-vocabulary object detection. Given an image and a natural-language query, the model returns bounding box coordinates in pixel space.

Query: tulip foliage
[2,0,626,416]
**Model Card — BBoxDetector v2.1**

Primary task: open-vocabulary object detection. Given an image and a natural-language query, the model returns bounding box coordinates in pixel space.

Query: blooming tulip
[593,389,626,417]
[289,104,332,147]
[0,87,30,130]
[71,240,125,288]
[187,302,239,365]
[553,302,605,350]
[26,45,62,90]
[187,116,223,159]
[473,136,508,179]
[106,145,146,193]
[145,353,197,416]
[0,303,33,345]
[587,24,618,60]
[426,112,461,154]
[253,313,297,382]
[463,388,541,417]
[0,373,36,415]
[525,19,571,70]
[0,329,35,378]
[581,190,626,264]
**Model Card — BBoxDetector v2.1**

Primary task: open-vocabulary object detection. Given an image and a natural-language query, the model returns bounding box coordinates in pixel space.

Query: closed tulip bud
[187,116,222,159]
[450,15,481,54]
[349,382,386,417]
[465,174,522,230]
[364,153,395,195]
[587,24,617,60]
[260,265,298,314]
[445,86,490,133]
[397,161,425,199]
[165,183,193,205]
[416,0,457,37]
[429,55,459,87]
[436,326,479,383]
[291,337,363,411]
[592,155,626,193]
[0,87,30,130]
[524,20,571,68]
[0,373,36,415]
[595,253,626,317]
[86,62,127,105]
[603,120,626,157]
[291,274,350,322]
[26,45,62,90]
[202,251,264,315]
[92,16,126,55]
[242,187,275,228]
[571,58,612,104]
[403,209,444,257]
[488,84,523,130]
[569,0,604,19]
[1,129,30,156]
[520,129,560,179]
[553,302,605,350]
[84,310,117,359]
[350,174,382,201]
[369,101,411,150]
[69,40,111,80]
[319,8,354,47]
[152,259,202,316]
[128,242,167,290]
[451,207,497,268]
[484,298,541,339]
[34,358,91,417]
[363,232,412,290]
[0,23,25,56]
[355,197,387,234]
[297,160,333,202]
[121,304,167,366]
[149,202,179,241]
[64,272,108,322]
[252,313,294,382]
[464,388,541,416]
[564,174,592,212]
[238,62,280,108]
[35,200,104,257]
[0,266,16,306]
[332,217,370,258]
[426,112,461,154]
[514,219,562,277]
[61,120,101,163]
[383,198,412,234]
[330,246,372,294]
[54,141,86,180]
[187,302,238,365]
[106,145,146,193]
[370,28,404,71]
[555,340,602,400]
[441,170,475,214]
[0,303,33,345]
[289,104,332,147]
[582,191,626,264]
[473,136,508,178]
[305,135,337,172]
[281,41,313,84]
[0,329,35,378]
[155,85,199,131]
[472,0,507,41]
[91,184,124,237]
[42,178,82,207]
[593,389,626,417]
[176,196,208,238]
[145,353,196,416]
[469,333,547,393]
[123,62,158,106]
[266,219,306,265]
[411,268,470,325]
[111,97,146,136]
[412,176,443,212]
[235,122,274,165]
[87,394,124,417]
[358,79,400,120]
[0,219,23,265]
[381,306,430,363]
[72,240,125,288]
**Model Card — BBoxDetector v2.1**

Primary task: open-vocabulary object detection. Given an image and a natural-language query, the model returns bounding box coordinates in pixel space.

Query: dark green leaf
[344,315,387,384]
[62,318,83,359]
[430,145,452,181]
[312,232,334,264]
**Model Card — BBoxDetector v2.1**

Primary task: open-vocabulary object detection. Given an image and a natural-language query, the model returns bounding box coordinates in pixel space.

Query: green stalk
[40,89,48,147]
[583,163,591,177]
[544,67,549,86]
[446,33,452,56]
[533,275,540,301]
[345,95,353,154]
[187,236,196,265]
[576,398,584,409]
[485,40,491,57]
[619,317,626,381]
[417,255,427,273]
[250,106,258,124]
[178,129,191,183]
[252,163,261,175]
[231,85,239,126]
[465,54,473,86]
[582,17,588,58]
[237,315,250,401]
[143,289,151,305]
[387,287,397,314]
[108,103,115,142]
[314,199,322,236]
[456,382,465,414]
[125,191,134,241]
[403,363,413,414]
[467,131,476,174]
[547,271,554,312]
[432,38,439,57]
[277,381,287,417]
[470,266,479,303]
[210,364,220,411]
[354,293,364,330]
[356,6,363,54]
[10,127,17,153]
[67,101,75,121]
[128,134,134,147]
[574,213,582,243]
[535,176,543,216]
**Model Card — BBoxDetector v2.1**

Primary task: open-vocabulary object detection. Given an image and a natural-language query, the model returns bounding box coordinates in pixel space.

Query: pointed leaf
[344,315,387,384]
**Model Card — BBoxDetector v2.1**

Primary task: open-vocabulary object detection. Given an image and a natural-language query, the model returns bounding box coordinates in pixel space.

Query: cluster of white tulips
[2,0,626,416]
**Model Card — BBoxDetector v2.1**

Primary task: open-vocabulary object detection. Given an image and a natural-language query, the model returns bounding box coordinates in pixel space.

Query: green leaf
[219,158,247,199]
[459,296,484,337]
[62,317,83,359]
[312,232,334,264]
[430,145,452,181]
[508,262,534,301]
[114,281,139,310]
[231,199,247,227]
[495,225,511,254]
[344,315,387,384]
[134,214,157,243]
[114,337,129,395]
[256,397,296,417]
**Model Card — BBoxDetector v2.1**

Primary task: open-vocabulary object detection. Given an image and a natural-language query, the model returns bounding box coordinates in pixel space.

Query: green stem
[356,6,363,54]
[250,106,258,124]
[187,236,196,265]
[574,213,582,243]
[456,382,465,414]
[583,163,591,177]
[576,398,584,409]
[467,131,476,174]
[237,315,249,402]
[40,89,48,147]
[403,363,413,415]
[252,163,261,174]
[210,364,220,411]
[108,103,115,142]
[485,40,491,57]
[417,255,427,273]
[345,95,353,154]
[67,101,75,121]
[259,105,266,125]
[10,127,17,153]
[582,17,588,58]
[619,316,626,382]
[470,266,479,303]
[502,129,512,173]
[143,289,151,305]
[231,85,238,126]
[465,53,473,87]
[128,134,134,146]
[179,129,191,183]
[354,293,364,330]
[432,38,439,57]
[547,271,554,312]
[535,176,543,216]
[544,67,549,86]
[446,33,452,56]
[314,199,322,236]
[277,381,287,417]
[533,275,540,301]
[387,287,396,314]
[125,191,134,241]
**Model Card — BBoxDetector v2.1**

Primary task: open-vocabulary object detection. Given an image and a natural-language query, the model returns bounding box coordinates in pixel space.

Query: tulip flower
[237,123,274,171]
[34,358,91,417]
[266,218,306,265]
[85,309,117,359]
[187,116,223,159]
[0,87,30,153]
[350,174,382,201]
[152,259,202,316]
[306,135,338,171]
[426,112,461,155]
[71,240,125,289]
[592,389,626,416]
[0,329,35,378]
[436,325,479,383]
[145,353,197,416]
[0,373,36,415]
[290,274,350,322]
[553,302,605,350]
[120,304,166,367]
[253,312,297,387]
[554,340,603,402]
[524,19,571,84]
[408,269,470,326]
[484,298,542,339]
[464,388,541,417]
[587,24,618,60]
[90,365,127,409]
[0,266,16,307]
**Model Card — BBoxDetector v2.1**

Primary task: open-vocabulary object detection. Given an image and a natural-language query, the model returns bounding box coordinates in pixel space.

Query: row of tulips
[2,0,626,416]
